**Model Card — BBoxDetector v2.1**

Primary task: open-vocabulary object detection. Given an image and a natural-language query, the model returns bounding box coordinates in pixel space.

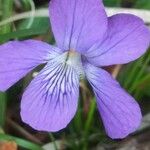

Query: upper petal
[86,14,150,66]
[84,63,142,139]
[21,55,79,131]
[49,0,107,51]
[0,40,60,91]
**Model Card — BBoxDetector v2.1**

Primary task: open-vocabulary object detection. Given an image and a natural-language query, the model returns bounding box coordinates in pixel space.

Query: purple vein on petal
[21,55,80,131]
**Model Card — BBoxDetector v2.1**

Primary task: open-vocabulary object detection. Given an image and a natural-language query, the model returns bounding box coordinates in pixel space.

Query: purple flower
[0,0,150,139]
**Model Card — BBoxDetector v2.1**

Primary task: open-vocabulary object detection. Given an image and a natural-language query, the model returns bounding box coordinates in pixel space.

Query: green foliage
[18,17,49,30]
[0,93,6,127]
[0,0,13,34]
[0,134,43,150]
[118,49,150,99]
[135,0,150,9]
[104,0,121,7]
[0,27,49,43]
[0,0,13,131]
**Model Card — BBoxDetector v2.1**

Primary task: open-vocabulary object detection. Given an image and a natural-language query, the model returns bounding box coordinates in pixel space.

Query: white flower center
[48,50,85,79]
[65,50,85,78]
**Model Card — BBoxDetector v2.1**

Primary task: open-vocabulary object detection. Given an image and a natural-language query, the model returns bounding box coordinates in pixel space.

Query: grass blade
[0,134,44,150]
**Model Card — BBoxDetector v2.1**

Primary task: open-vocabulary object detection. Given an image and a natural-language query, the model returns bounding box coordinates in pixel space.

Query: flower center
[65,50,85,78]
[49,50,85,78]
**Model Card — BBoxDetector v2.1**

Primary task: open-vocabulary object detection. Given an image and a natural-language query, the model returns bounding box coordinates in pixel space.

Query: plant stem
[0,93,6,127]
[1,0,13,33]
[83,100,96,150]
[49,133,58,150]
[0,0,13,128]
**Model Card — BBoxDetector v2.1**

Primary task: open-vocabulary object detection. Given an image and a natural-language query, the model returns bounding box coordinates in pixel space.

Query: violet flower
[0,0,150,139]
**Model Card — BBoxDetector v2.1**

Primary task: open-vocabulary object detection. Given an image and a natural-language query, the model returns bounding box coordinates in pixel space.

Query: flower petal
[84,63,142,139]
[0,40,60,91]
[21,56,79,131]
[86,14,150,66]
[49,0,107,51]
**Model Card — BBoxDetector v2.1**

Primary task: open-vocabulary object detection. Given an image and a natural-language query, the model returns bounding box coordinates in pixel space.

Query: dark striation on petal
[21,58,79,131]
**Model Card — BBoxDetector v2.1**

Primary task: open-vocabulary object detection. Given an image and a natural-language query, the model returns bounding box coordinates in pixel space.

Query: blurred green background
[0,0,150,150]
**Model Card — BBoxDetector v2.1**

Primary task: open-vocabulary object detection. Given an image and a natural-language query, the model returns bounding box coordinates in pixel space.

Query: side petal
[21,57,79,131]
[0,40,60,91]
[86,14,150,66]
[49,0,107,51]
[84,63,142,139]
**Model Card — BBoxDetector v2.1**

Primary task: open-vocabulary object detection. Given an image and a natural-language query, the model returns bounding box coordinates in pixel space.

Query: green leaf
[134,74,150,97]
[0,0,13,34]
[18,17,49,30]
[104,0,121,7]
[134,0,150,9]
[0,134,44,150]
[0,27,49,43]
[0,93,7,127]
[20,0,34,10]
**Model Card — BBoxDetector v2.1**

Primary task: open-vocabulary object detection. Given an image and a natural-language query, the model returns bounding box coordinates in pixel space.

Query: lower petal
[84,63,142,139]
[21,57,79,131]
